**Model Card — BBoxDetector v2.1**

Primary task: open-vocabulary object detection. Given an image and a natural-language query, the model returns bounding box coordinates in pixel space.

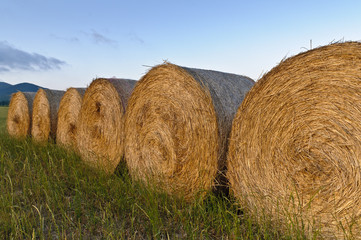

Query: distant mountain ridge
[0,82,12,89]
[0,81,46,104]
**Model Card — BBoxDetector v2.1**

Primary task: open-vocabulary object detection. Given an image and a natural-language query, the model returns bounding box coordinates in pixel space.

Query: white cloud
[0,41,66,72]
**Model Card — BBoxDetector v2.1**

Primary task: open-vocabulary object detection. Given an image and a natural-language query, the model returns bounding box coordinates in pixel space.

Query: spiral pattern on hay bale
[56,88,86,148]
[7,91,36,138]
[76,78,136,173]
[31,89,65,142]
[227,42,361,238]
[125,63,254,200]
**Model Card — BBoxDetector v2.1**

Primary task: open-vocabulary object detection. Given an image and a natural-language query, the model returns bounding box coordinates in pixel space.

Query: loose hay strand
[56,88,86,148]
[124,63,254,200]
[7,92,36,138]
[76,78,136,173]
[227,41,361,238]
[31,89,65,142]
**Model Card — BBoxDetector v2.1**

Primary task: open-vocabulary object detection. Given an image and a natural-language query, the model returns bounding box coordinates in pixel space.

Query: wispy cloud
[50,34,79,43]
[0,41,66,72]
[83,29,117,47]
[0,66,9,72]
[128,32,145,44]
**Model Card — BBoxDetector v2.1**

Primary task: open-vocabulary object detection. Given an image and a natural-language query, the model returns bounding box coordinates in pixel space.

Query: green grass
[0,108,312,239]
[0,107,8,132]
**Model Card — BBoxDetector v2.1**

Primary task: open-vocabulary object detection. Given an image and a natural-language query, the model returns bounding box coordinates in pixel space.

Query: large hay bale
[76,78,136,173]
[124,63,254,200]
[31,89,65,142]
[7,91,36,138]
[227,42,361,238]
[56,88,86,148]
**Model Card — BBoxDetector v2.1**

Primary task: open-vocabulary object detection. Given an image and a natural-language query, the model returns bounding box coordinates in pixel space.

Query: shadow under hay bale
[31,89,65,142]
[124,63,254,200]
[7,91,36,138]
[227,41,361,239]
[56,88,86,149]
[76,78,136,173]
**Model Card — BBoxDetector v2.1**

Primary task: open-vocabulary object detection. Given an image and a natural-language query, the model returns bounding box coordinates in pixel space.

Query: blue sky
[1,0,361,90]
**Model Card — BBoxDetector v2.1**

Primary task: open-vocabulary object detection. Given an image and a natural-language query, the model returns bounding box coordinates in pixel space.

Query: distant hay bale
[76,78,136,173]
[7,92,36,138]
[124,63,254,200]
[56,88,86,148]
[31,89,65,142]
[227,42,361,238]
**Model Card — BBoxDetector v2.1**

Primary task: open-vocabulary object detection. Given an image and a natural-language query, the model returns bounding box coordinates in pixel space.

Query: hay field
[3,42,361,238]
[0,103,311,239]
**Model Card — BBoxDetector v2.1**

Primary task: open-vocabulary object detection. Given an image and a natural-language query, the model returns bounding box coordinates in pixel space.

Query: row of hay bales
[6,41,361,238]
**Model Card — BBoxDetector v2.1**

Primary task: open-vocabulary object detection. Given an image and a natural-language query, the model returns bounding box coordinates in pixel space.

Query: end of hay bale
[76,78,136,173]
[31,89,51,142]
[7,92,32,138]
[31,89,64,142]
[56,88,85,148]
[227,41,361,238]
[125,63,254,200]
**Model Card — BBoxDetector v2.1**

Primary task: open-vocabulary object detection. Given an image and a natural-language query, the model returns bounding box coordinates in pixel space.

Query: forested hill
[0,82,46,105]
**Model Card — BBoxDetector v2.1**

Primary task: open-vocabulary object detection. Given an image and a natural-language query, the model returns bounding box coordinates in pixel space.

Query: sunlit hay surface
[56,88,86,149]
[227,41,361,239]
[125,63,254,200]
[7,92,35,138]
[31,89,65,142]
[76,78,136,173]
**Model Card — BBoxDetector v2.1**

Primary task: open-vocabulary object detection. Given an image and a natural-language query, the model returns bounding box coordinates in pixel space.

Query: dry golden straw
[227,42,361,239]
[56,88,86,148]
[124,63,254,200]
[7,91,36,138]
[76,78,136,173]
[31,89,65,142]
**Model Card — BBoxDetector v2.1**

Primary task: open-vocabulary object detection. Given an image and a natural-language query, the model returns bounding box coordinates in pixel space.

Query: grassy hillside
[0,108,312,239]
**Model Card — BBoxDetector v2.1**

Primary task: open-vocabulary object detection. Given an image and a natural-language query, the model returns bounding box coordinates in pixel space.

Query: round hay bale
[56,88,86,148]
[76,78,137,173]
[31,89,65,142]
[124,63,254,200]
[7,91,36,138]
[227,42,361,238]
